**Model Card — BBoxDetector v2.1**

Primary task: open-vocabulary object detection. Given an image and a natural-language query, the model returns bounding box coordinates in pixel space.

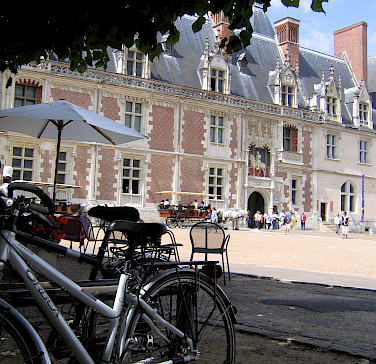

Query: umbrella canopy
[0,99,146,202]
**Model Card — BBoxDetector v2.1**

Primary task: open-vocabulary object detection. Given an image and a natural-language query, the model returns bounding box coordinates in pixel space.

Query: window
[11,147,35,181]
[326,134,337,159]
[126,50,144,77]
[14,84,38,107]
[281,85,293,106]
[210,69,225,93]
[162,42,173,54]
[283,126,297,152]
[125,101,142,132]
[283,127,291,151]
[359,140,369,164]
[341,181,355,212]
[210,115,224,144]
[208,167,224,200]
[326,96,337,115]
[291,179,298,205]
[57,152,68,184]
[359,103,368,126]
[122,158,141,194]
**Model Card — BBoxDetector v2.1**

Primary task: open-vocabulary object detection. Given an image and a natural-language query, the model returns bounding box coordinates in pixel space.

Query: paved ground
[163,226,376,289]
[164,225,376,360]
[61,224,376,361]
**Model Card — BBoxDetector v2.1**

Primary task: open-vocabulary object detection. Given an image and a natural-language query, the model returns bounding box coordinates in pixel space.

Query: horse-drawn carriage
[157,191,213,228]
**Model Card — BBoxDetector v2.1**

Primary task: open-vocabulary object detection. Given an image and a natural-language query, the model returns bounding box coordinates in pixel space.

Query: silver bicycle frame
[0,230,196,363]
[0,230,124,364]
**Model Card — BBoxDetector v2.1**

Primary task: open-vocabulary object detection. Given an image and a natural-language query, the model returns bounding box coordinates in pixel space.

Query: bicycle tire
[123,269,236,363]
[0,299,49,363]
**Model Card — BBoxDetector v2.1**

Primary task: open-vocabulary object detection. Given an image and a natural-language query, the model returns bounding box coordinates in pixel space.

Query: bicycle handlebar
[8,182,55,215]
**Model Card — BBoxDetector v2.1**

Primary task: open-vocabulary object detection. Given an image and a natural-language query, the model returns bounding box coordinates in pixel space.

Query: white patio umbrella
[0,99,146,202]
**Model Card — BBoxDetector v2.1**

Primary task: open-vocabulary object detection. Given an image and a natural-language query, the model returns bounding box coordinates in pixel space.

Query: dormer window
[163,42,173,53]
[161,34,173,55]
[237,53,248,73]
[210,68,225,93]
[326,96,338,116]
[126,50,144,77]
[281,85,294,107]
[359,102,368,126]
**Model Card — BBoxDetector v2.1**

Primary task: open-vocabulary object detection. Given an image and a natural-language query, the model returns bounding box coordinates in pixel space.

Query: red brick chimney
[334,22,367,85]
[210,11,232,50]
[274,17,300,69]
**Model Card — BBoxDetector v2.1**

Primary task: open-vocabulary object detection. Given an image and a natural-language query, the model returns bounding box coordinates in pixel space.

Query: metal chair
[80,214,100,254]
[60,217,84,250]
[189,221,231,284]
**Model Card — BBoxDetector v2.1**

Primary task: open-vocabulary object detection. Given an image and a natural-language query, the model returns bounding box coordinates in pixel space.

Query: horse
[218,209,248,230]
[249,153,266,177]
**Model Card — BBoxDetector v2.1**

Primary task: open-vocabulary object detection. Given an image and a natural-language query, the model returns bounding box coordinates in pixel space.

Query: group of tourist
[249,210,307,233]
[334,211,350,239]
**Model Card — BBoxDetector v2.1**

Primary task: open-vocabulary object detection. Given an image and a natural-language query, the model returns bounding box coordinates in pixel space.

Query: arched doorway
[247,192,265,229]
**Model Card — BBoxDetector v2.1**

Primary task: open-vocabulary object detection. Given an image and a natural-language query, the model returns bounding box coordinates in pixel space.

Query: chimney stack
[274,17,300,69]
[210,11,232,50]
[334,22,368,86]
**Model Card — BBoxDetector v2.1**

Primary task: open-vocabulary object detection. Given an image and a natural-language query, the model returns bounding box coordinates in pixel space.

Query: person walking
[279,211,286,230]
[254,211,263,230]
[284,211,292,234]
[300,212,306,230]
[265,212,272,231]
[341,211,350,239]
[291,213,296,230]
[211,207,218,224]
[334,213,341,234]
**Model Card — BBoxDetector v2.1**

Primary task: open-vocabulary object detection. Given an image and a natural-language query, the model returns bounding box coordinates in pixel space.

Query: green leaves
[0,0,328,75]
[311,0,328,12]
[281,0,328,12]
[192,15,206,33]
[281,0,300,7]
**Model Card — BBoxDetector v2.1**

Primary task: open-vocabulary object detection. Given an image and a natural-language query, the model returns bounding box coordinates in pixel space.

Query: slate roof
[149,7,359,125]
[368,56,376,109]
[47,4,374,129]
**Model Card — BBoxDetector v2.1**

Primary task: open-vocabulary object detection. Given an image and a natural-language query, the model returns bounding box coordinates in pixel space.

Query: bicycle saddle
[88,206,140,222]
[106,220,167,246]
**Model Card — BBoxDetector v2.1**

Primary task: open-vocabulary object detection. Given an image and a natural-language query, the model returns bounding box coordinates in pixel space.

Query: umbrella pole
[53,122,63,204]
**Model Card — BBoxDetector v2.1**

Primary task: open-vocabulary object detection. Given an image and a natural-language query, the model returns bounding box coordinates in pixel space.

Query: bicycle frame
[0,229,195,363]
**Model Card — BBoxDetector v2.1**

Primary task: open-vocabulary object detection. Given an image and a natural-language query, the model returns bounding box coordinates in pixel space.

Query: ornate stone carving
[24,61,320,123]
[247,117,273,149]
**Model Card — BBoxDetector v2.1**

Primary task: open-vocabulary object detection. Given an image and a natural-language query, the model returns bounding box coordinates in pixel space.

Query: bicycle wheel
[0,299,47,363]
[123,269,236,363]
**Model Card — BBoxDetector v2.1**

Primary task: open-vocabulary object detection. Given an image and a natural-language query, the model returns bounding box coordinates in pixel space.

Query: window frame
[14,83,38,107]
[340,181,356,213]
[126,49,144,77]
[56,151,69,185]
[359,102,369,126]
[122,157,142,195]
[210,115,224,144]
[208,166,225,201]
[291,178,298,206]
[281,85,294,107]
[359,139,369,164]
[125,101,142,132]
[326,96,337,116]
[11,146,36,181]
[326,133,337,159]
[210,68,225,93]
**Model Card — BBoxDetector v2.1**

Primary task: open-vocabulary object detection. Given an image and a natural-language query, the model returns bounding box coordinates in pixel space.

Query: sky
[266,0,376,57]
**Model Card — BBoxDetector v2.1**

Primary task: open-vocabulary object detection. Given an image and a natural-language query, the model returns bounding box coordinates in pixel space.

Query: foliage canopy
[0,0,328,75]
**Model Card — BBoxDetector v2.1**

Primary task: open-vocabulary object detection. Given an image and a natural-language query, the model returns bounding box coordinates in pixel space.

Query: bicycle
[0,182,236,363]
